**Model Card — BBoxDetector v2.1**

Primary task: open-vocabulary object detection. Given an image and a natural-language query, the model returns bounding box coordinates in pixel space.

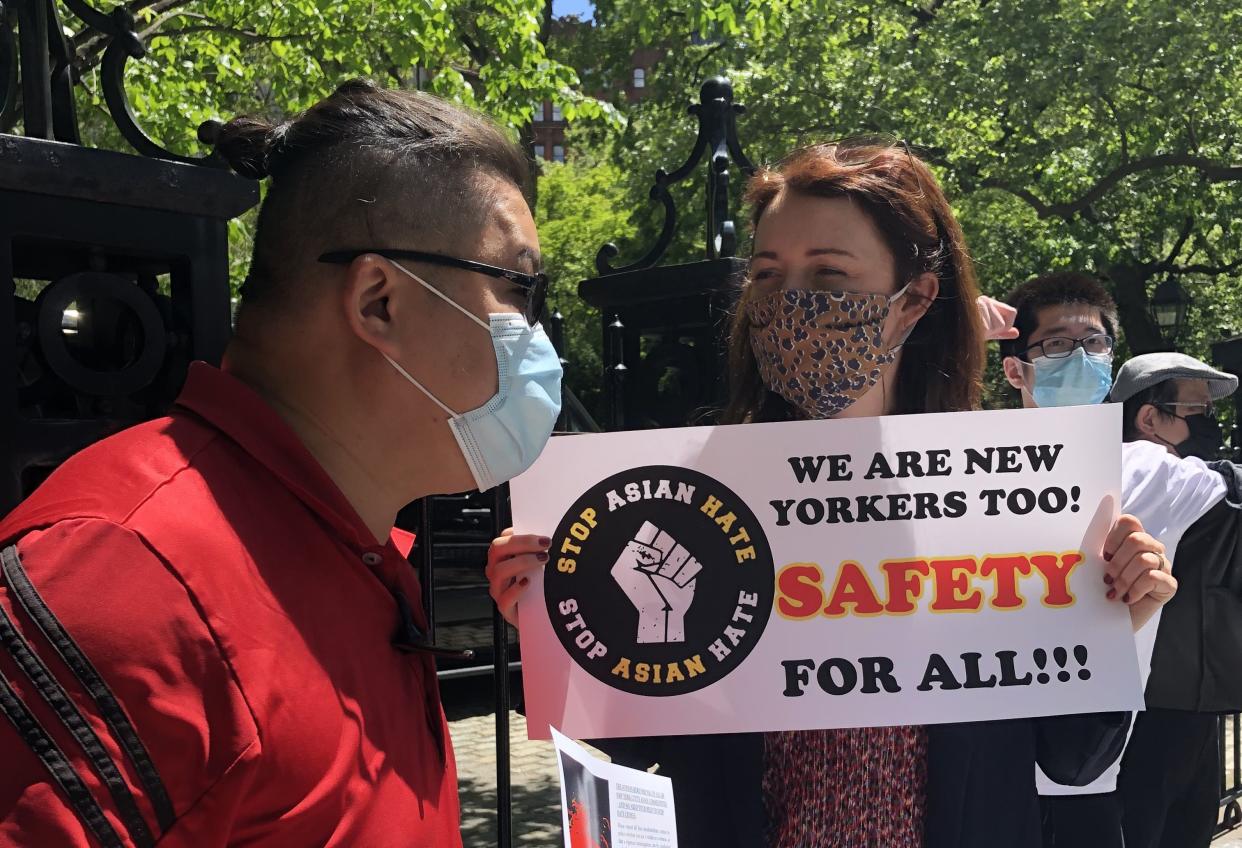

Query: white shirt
[1037,439,1227,795]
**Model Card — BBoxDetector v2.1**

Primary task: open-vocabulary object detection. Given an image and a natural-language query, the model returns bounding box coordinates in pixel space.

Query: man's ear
[1002,355,1028,391]
[342,255,402,354]
[1135,403,1162,439]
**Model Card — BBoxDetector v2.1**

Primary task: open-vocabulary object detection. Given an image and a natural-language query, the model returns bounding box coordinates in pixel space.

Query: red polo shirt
[0,363,461,847]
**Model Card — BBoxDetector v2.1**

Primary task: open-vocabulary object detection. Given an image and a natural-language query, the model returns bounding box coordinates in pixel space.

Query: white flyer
[553,727,678,848]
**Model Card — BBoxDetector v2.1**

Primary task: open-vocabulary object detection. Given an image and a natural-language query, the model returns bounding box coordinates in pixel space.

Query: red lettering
[776,564,824,619]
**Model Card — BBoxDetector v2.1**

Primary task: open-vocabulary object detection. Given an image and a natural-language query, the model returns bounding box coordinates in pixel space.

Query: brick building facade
[530,31,664,162]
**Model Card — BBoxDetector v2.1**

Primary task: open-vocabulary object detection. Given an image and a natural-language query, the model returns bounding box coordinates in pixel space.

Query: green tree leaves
[66,0,584,155]
[588,0,1242,365]
[535,152,638,416]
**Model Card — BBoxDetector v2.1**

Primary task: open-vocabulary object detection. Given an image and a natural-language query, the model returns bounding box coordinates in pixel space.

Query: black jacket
[1146,459,1242,712]
[599,714,1130,848]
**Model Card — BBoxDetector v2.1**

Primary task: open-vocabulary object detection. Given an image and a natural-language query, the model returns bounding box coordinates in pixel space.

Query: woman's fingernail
[1106,588,1117,600]
[536,552,549,562]
[1103,575,1113,585]
[538,537,552,547]
[1122,593,1130,603]
[1103,552,1113,562]
[520,577,529,587]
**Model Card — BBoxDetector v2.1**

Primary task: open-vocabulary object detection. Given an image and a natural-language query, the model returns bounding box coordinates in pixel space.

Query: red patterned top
[762,726,928,847]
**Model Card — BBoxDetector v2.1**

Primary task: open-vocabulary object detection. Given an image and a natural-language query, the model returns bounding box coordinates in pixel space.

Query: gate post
[580,76,755,431]
[0,1,257,514]
[1212,336,1242,460]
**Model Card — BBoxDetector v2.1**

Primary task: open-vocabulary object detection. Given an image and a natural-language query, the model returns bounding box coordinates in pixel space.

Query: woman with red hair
[489,140,1174,847]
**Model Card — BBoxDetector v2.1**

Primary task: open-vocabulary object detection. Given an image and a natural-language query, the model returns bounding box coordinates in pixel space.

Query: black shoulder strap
[0,598,155,846]
[0,672,125,848]
[1,544,176,831]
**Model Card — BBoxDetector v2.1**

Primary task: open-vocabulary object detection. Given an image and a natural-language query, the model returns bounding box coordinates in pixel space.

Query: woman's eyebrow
[752,247,856,260]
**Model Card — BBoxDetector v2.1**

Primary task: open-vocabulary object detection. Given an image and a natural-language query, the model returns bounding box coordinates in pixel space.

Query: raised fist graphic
[610,520,702,644]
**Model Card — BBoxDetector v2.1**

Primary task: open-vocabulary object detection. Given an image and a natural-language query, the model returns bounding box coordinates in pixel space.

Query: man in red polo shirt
[0,79,560,846]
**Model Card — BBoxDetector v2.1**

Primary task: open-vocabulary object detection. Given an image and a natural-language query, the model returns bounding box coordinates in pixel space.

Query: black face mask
[1159,409,1225,461]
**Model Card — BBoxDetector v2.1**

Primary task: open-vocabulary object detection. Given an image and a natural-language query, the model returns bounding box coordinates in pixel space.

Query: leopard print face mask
[746,286,909,419]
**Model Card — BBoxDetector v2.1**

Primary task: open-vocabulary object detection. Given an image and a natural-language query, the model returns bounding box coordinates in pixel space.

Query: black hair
[1121,381,1181,441]
[213,79,530,309]
[999,272,1119,361]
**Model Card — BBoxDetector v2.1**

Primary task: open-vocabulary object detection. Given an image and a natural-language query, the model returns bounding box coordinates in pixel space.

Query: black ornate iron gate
[1,0,258,513]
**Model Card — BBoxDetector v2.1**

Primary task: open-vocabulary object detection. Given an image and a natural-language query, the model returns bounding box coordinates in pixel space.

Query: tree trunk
[1105,263,1167,354]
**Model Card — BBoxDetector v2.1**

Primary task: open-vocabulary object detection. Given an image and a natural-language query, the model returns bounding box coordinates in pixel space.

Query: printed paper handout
[553,728,678,848]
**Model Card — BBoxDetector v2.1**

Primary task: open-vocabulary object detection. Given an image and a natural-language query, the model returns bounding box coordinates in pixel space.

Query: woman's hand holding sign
[1103,513,1176,632]
[486,528,551,626]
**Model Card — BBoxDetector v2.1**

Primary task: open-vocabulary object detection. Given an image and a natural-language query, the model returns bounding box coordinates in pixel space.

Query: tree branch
[1098,91,1128,162]
[979,178,1058,215]
[451,9,491,68]
[155,24,319,43]
[457,32,489,66]
[909,0,946,25]
[137,8,210,40]
[1160,258,1242,277]
[72,0,197,69]
[1164,216,1194,267]
[692,41,728,81]
[983,154,1242,220]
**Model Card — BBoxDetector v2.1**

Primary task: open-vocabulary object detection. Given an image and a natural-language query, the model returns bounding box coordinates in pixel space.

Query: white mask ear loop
[885,281,917,353]
[379,259,491,416]
[384,353,456,417]
[386,258,491,332]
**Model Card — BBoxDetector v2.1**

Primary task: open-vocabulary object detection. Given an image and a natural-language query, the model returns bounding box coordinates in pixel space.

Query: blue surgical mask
[384,262,563,491]
[1030,348,1114,407]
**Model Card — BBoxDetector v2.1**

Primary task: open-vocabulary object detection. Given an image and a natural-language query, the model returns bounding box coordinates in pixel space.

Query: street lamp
[1150,277,1191,346]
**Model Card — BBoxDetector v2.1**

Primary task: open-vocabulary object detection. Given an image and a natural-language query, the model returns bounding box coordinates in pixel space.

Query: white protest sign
[512,404,1142,740]
[552,728,677,848]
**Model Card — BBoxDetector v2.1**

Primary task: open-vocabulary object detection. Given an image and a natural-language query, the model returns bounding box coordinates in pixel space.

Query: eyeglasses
[1020,333,1114,361]
[318,248,549,326]
[1158,402,1215,418]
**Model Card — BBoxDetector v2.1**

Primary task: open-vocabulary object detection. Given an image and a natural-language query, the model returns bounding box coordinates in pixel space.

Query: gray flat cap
[1110,352,1238,403]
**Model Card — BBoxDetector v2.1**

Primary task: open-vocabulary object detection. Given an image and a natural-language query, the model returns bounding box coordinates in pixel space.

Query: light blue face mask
[1030,347,1114,407]
[383,262,563,492]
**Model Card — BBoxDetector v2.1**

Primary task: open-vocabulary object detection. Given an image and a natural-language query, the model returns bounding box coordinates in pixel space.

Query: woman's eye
[752,268,779,281]
[814,266,844,277]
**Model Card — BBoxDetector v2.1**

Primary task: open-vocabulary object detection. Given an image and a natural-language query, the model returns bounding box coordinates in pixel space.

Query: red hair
[722,140,985,422]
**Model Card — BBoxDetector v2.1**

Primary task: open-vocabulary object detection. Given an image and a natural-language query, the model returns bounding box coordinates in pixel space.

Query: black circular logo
[544,465,774,696]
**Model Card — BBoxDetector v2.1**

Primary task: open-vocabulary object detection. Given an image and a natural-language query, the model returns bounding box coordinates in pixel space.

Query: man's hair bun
[213,115,278,180]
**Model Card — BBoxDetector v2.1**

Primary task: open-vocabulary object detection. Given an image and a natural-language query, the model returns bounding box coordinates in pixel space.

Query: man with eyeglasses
[995,273,1230,848]
[1113,353,1236,462]
[1109,354,1241,848]
[0,81,560,846]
